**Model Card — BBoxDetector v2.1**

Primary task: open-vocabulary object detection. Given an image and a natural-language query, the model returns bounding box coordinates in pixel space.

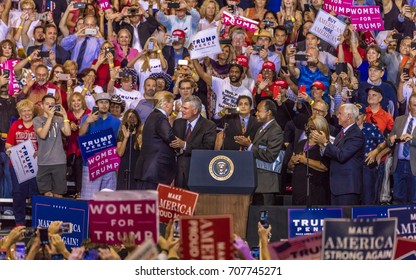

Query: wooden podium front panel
[194,194,250,238]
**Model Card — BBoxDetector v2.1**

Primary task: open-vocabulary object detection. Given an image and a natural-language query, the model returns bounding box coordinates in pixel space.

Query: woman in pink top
[108,27,140,68]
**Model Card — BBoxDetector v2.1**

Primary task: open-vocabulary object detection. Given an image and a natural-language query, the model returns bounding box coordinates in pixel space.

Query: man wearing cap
[356,103,385,205]
[247,29,281,80]
[273,80,296,130]
[298,81,327,111]
[33,95,71,198]
[357,60,398,118]
[157,0,200,47]
[365,86,394,135]
[387,94,416,204]
[224,54,255,92]
[113,4,158,51]
[162,29,190,76]
[254,61,277,105]
[193,58,252,119]
[79,92,121,200]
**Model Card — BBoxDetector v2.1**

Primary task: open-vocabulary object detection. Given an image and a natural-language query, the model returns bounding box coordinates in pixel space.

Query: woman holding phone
[48,64,73,111]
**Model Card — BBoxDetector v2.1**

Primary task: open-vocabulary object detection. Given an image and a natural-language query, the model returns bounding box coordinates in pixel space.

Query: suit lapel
[253,121,273,144]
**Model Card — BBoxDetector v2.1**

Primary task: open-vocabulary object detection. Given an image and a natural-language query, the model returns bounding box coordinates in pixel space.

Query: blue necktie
[402,118,414,158]
[76,37,89,71]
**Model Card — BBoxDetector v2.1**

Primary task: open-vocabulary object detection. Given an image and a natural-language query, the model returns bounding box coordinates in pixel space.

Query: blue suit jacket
[27,44,71,66]
[134,109,177,185]
[324,123,364,196]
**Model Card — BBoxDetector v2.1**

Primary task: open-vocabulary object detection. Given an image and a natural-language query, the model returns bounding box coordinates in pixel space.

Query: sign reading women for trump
[322,218,397,260]
[323,0,353,16]
[189,28,221,60]
[0,59,20,96]
[89,191,159,245]
[350,6,384,31]
[310,9,346,47]
[78,129,119,180]
[157,184,199,223]
[9,140,37,183]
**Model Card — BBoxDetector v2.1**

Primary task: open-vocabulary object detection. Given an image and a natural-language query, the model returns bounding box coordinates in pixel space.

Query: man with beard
[288,46,330,104]
[193,59,251,119]
[132,77,157,124]
[79,93,121,199]
[21,64,61,115]
[162,29,190,76]
[27,24,70,67]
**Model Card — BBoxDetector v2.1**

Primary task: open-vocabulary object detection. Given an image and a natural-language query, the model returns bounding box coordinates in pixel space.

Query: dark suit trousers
[331,193,360,206]
[135,180,158,190]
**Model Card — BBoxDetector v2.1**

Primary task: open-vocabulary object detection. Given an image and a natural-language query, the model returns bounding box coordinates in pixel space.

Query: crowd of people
[0,0,415,249]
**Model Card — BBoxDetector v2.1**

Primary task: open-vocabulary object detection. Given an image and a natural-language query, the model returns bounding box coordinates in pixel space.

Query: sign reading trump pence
[180,215,233,260]
[310,9,346,47]
[78,128,120,181]
[322,218,397,260]
[190,28,221,60]
[89,191,159,245]
[9,140,38,183]
[157,184,199,223]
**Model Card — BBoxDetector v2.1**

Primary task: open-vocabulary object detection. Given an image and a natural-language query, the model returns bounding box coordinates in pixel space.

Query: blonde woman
[129,38,167,93]
[198,0,220,31]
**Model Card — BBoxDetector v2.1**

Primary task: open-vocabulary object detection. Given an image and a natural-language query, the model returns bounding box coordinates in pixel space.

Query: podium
[188,150,256,238]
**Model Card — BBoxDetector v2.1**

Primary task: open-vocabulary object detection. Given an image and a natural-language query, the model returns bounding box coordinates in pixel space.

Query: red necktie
[185,123,192,141]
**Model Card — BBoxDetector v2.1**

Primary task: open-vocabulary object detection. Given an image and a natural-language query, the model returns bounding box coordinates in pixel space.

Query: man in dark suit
[311,104,364,205]
[387,94,416,204]
[113,4,158,51]
[170,96,217,189]
[216,95,261,150]
[27,24,70,67]
[134,91,177,190]
[235,100,284,205]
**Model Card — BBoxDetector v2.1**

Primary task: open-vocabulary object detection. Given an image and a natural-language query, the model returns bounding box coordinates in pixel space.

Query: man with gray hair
[311,104,365,205]
[171,95,217,189]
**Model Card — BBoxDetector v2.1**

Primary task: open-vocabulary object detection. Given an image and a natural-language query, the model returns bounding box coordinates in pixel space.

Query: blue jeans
[10,165,39,225]
[393,160,416,204]
[361,165,379,205]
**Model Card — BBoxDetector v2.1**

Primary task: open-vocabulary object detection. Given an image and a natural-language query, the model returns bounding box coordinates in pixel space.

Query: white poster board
[309,9,347,47]
[9,140,38,183]
[189,28,222,60]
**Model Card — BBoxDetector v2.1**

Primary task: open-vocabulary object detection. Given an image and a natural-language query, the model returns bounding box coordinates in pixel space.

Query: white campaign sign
[9,140,38,183]
[189,28,222,60]
[309,9,347,47]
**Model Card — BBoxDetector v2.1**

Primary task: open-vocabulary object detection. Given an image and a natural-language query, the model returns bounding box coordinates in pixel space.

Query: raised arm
[192,59,212,87]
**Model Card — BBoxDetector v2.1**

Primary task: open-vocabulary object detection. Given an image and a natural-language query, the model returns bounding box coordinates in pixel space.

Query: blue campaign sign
[388,206,416,239]
[78,128,116,161]
[322,218,397,260]
[32,196,89,249]
[288,208,343,238]
[352,205,403,218]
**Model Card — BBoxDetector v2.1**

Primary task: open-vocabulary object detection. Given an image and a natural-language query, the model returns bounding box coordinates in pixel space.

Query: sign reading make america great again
[322,218,397,260]
[157,184,199,224]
